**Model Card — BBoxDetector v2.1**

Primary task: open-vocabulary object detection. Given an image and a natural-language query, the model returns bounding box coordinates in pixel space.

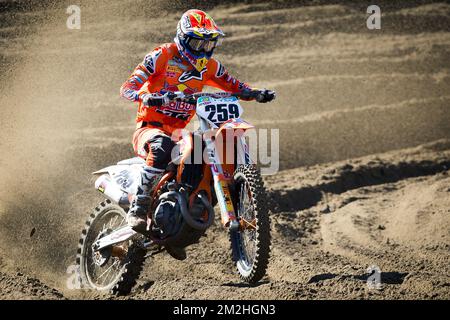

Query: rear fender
[92,157,146,175]
[92,164,144,195]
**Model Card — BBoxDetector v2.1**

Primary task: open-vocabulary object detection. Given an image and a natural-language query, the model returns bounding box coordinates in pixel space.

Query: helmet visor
[187,37,219,52]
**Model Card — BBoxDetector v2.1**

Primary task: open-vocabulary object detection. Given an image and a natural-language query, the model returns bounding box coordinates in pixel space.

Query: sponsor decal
[165,101,195,111]
[155,108,191,121]
[143,49,162,74]
[115,170,133,189]
[215,62,225,78]
[168,60,188,70]
[163,83,196,95]
[220,181,235,213]
[195,57,208,71]
[177,84,188,92]
[191,12,203,24]
[198,27,216,35]
[182,15,192,29]
[167,65,183,73]
[178,68,207,83]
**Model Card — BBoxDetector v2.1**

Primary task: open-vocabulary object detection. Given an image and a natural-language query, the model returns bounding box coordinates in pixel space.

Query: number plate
[196,96,243,127]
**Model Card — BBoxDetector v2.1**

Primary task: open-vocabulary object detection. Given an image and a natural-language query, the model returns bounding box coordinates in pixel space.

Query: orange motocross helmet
[174,9,225,71]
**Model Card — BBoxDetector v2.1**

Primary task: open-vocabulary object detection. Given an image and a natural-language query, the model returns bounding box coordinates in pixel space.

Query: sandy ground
[2,140,449,300]
[0,0,449,299]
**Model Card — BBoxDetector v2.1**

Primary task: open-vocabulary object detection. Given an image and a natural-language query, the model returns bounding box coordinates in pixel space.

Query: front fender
[215,118,255,139]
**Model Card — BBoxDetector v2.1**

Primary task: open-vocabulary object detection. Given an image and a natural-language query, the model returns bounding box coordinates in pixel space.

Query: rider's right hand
[240,88,276,102]
[255,89,276,103]
[141,93,170,107]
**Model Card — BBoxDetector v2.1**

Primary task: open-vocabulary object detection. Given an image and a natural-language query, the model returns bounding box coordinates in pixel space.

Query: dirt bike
[76,90,273,295]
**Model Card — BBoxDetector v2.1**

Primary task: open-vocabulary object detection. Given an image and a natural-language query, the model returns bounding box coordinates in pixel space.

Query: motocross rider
[120,9,275,238]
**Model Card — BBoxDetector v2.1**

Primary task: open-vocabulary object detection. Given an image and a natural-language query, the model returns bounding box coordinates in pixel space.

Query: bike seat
[116,157,146,165]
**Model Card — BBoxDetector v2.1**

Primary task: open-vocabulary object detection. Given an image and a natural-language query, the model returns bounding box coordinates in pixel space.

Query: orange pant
[132,127,176,169]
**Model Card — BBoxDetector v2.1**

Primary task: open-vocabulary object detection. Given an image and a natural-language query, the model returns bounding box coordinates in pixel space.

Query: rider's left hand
[256,89,276,103]
[142,92,170,107]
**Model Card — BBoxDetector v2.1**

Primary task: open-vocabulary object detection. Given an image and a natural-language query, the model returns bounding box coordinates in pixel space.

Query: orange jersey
[120,43,250,134]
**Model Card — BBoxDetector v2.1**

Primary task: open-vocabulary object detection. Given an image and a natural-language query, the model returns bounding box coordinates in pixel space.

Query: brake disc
[91,229,113,267]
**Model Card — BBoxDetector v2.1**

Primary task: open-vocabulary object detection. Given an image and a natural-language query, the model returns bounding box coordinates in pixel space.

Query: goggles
[187,37,222,52]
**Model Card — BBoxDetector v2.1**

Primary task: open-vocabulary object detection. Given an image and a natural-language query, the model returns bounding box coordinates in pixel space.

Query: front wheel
[76,199,146,295]
[230,165,271,283]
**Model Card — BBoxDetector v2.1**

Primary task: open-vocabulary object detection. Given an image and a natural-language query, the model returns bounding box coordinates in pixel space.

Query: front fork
[204,133,250,231]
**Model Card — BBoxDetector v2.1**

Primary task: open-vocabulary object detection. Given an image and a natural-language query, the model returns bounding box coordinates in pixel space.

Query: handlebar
[165,90,264,105]
[142,89,275,107]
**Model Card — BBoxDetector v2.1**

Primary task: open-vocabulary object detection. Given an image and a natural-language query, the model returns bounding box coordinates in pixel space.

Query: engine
[153,198,182,238]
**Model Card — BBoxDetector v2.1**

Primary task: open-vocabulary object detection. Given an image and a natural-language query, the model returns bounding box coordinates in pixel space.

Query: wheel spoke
[102,260,121,285]
[108,215,118,229]
[241,218,256,230]
[97,259,119,281]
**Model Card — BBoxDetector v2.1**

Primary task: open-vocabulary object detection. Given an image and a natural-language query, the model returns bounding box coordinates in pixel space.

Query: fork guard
[92,225,137,252]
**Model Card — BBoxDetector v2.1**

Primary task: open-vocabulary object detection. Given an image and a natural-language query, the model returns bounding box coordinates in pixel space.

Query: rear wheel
[76,200,145,295]
[230,165,271,283]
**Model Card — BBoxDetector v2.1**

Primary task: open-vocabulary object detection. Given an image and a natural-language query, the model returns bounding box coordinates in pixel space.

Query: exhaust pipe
[159,191,214,230]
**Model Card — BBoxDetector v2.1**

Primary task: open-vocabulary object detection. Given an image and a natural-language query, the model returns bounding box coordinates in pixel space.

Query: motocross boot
[127,166,164,233]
